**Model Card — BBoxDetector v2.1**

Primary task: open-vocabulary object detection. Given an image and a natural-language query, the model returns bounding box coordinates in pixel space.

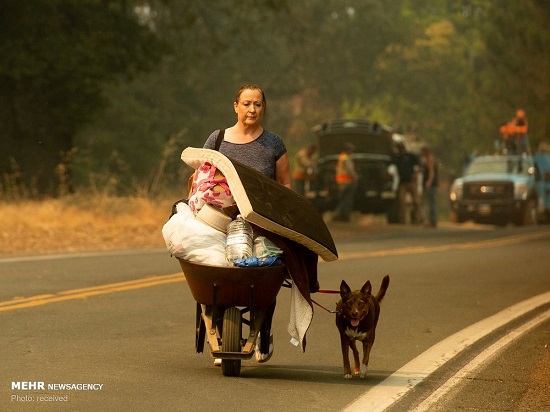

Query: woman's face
[234,89,264,126]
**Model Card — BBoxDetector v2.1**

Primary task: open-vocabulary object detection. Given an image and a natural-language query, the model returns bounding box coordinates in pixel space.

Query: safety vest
[506,122,516,136]
[500,123,511,140]
[336,153,354,183]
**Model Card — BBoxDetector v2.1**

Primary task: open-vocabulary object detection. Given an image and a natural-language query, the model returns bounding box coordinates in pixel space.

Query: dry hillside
[0,196,175,257]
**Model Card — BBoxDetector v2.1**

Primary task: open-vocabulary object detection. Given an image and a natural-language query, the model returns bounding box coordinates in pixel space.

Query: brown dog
[335,275,390,379]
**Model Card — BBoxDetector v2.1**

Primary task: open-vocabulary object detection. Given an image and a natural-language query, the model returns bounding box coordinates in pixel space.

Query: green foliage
[2,0,548,198]
[74,0,294,195]
[481,0,550,150]
[0,0,167,195]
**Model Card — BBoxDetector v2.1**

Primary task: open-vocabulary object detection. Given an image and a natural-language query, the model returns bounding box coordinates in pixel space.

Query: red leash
[311,289,340,314]
[311,299,338,314]
[283,282,340,314]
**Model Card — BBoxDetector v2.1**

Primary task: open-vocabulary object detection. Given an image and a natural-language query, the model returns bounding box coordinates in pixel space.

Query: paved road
[1,221,549,411]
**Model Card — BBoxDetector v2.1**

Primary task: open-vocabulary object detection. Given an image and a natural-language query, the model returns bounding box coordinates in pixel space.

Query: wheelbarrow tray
[178,258,287,307]
[178,259,288,374]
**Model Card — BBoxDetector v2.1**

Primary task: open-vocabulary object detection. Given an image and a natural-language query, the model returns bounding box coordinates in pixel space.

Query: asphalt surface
[432,317,550,412]
[329,216,550,412]
[377,306,550,412]
[3,216,549,411]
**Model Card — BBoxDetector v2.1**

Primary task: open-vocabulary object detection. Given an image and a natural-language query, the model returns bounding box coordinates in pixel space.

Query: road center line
[337,231,549,260]
[0,273,184,312]
[342,291,550,412]
[1,232,547,312]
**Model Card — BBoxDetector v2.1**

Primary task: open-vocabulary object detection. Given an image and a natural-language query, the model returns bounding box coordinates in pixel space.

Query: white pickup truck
[449,153,550,225]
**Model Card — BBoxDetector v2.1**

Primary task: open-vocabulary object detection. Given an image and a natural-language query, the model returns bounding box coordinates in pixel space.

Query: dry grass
[0,195,177,257]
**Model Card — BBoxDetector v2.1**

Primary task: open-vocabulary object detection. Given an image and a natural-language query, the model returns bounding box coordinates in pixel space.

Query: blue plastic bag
[232,256,283,267]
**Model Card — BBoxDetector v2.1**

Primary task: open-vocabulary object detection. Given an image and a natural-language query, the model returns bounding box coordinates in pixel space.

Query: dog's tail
[375,275,390,303]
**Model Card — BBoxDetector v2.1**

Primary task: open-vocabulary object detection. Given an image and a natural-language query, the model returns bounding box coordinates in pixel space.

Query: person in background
[292,144,317,196]
[333,142,358,222]
[514,109,529,154]
[203,84,291,188]
[203,83,290,364]
[499,121,515,154]
[420,145,439,228]
[393,142,420,224]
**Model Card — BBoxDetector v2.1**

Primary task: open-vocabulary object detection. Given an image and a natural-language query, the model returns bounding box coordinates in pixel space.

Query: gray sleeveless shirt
[203,129,287,180]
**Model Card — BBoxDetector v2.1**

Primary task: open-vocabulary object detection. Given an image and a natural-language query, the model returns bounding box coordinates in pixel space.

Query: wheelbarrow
[177,258,288,376]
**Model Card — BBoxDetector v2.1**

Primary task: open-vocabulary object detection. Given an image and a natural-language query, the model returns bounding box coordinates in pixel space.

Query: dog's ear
[361,280,372,296]
[340,280,351,296]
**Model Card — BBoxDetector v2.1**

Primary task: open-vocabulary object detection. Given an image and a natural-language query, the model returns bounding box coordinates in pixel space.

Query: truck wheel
[449,210,466,223]
[519,199,537,226]
[386,199,400,224]
[494,217,508,227]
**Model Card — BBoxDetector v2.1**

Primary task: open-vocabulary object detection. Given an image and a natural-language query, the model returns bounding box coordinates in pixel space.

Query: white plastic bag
[162,202,228,266]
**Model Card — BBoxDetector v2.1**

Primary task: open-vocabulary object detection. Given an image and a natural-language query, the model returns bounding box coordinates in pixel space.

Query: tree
[0,0,166,196]
[54,0,549,196]
[480,0,550,150]
[369,1,484,169]
[73,0,292,195]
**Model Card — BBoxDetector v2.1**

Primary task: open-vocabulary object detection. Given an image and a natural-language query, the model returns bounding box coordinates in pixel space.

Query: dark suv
[305,119,400,222]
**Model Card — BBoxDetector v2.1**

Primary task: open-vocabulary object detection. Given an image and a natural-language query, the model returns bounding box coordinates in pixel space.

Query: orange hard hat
[516,109,525,118]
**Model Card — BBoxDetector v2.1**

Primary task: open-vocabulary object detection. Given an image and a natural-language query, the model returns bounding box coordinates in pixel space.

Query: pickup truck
[305,119,401,223]
[449,153,550,225]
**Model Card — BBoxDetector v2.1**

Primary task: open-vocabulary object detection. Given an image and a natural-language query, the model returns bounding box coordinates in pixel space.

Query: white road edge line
[411,309,550,412]
[342,291,550,412]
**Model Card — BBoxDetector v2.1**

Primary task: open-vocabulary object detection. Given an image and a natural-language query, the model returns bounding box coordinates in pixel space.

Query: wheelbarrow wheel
[221,307,242,376]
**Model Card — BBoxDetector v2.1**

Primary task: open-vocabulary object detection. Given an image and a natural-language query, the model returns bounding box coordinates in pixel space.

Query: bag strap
[215,129,225,151]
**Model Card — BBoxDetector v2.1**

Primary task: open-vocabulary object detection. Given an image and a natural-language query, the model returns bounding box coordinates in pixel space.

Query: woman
[203,84,291,188]
[203,84,291,363]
